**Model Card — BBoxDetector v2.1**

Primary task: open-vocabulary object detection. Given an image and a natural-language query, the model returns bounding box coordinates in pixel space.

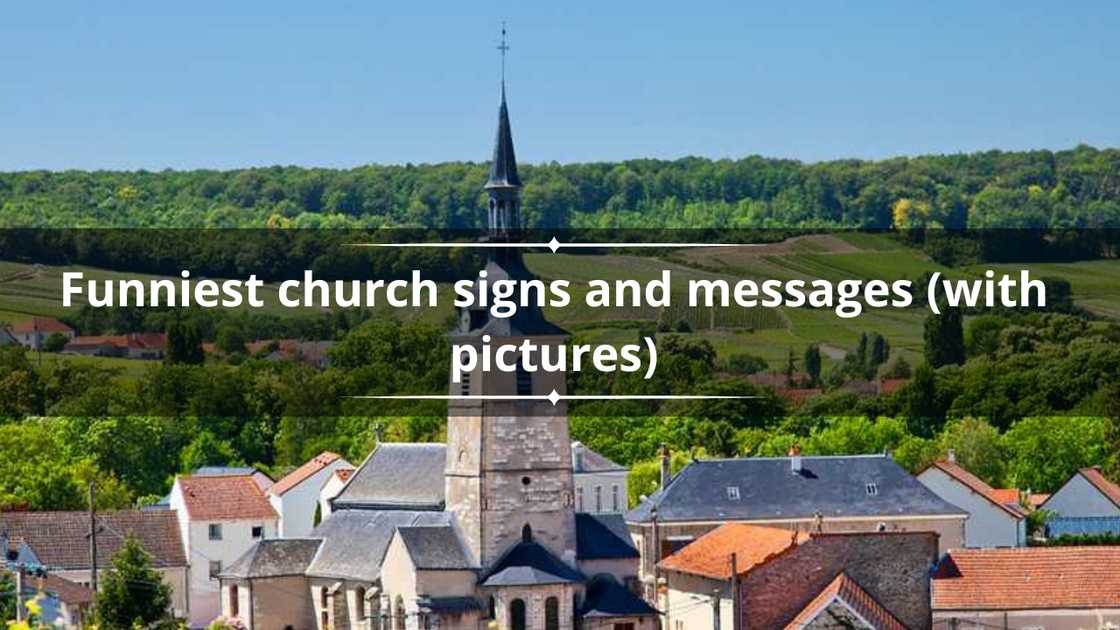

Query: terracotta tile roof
[176,474,278,521]
[1078,467,1120,510]
[933,547,1120,610]
[658,523,807,579]
[1028,493,1050,510]
[0,510,186,569]
[924,460,1026,519]
[785,572,907,630]
[988,488,1021,505]
[878,378,909,395]
[64,332,167,351]
[42,574,95,605]
[9,317,73,334]
[269,452,343,496]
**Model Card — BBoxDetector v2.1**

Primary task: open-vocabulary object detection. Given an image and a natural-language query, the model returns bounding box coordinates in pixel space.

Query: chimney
[947,448,956,464]
[789,444,803,474]
[660,444,671,490]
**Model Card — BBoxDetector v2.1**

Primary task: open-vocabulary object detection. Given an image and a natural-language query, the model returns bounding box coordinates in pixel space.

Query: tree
[166,319,204,365]
[803,344,821,386]
[785,348,797,386]
[869,334,890,372]
[924,299,965,367]
[181,430,242,472]
[94,535,172,628]
[215,323,247,355]
[43,332,69,353]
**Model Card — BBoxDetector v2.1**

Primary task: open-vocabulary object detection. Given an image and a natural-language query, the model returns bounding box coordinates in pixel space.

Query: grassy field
[4,234,1118,373]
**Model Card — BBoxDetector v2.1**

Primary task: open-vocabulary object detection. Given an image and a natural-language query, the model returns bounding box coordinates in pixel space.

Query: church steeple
[485,24,522,236]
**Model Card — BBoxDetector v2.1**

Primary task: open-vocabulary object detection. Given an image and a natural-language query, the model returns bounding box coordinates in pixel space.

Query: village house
[1040,466,1120,537]
[246,339,334,368]
[63,331,168,359]
[659,522,939,629]
[916,451,1027,547]
[572,441,629,514]
[0,510,189,620]
[168,473,280,627]
[932,546,1120,629]
[4,316,74,349]
[317,466,355,521]
[267,451,352,538]
[626,448,967,601]
[12,572,95,628]
[216,77,658,630]
[0,327,17,346]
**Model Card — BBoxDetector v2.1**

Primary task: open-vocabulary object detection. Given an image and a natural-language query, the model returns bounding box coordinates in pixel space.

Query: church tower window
[516,362,532,395]
[545,597,560,630]
[510,598,527,630]
[522,523,533,542]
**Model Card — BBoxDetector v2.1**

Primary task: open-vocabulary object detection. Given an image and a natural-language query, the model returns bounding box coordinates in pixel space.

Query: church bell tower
[443,31,578,569]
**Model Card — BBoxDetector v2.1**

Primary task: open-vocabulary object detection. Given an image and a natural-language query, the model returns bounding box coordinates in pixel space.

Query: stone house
[572,441,629,514]
[659,524,939,630]
[932,546,1120,629]
[916,452,1027,547]
[169,473,279,626]
[267,451,352,538]
[13,573,95,629]
[0,510,189,620]
[1041,466,1120,536]
[626,450,967,600]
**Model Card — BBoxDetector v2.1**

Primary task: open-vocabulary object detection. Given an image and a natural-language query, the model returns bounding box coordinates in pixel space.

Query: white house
[6,316,74,349]
[1041,466,1120,537]
[268,451,352,538]
[917,453,1027,548]
[317,465,355,521]
[169,473,279,627]
[571,441,629,513]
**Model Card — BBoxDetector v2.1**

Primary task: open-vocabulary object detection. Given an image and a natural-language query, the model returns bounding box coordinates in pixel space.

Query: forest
[1,145,1119,230]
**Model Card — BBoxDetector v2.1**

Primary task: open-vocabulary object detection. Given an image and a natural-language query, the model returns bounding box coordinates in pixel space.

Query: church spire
[485,23,522,236]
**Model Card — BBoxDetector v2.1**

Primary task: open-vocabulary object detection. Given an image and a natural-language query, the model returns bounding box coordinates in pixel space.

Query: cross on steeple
[497,22,510,90]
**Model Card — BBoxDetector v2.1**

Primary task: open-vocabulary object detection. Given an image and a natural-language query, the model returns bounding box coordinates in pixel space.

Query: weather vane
[497,22,510,87]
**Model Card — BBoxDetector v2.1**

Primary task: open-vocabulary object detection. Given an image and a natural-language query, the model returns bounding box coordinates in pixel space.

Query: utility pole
[730,552,741,630]
[711,588,722,630]
[88,481,98,594]
[14,566,25,622]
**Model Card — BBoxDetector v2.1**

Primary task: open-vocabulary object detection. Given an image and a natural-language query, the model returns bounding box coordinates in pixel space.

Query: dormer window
[726,486,740,500]
[865,483,879,496]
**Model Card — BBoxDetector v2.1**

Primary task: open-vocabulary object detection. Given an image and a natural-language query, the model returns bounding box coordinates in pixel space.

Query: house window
[614,624,635,630]
[515,363,532,396]
[251,525,264,539]
[727,486,740,500]
[865,483,879,496]
[510,598,526,630]
[209,561,221,579]
[229,584,239,617]
[612,484,620,512]
[576,486,584,511]
[595,485,603,512]
[208,523,223,540]
[545,596,559,630]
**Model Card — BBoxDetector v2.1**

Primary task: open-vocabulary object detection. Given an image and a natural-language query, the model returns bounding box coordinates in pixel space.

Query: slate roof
[572,442,626,474]
[579,575,659,618]
[481,541,585,587]
[270,451,343,496]
[417,596,482,614]
[576,513,639,560]
[221,538,322,579]
[785,572,908,630]
[332,443,446,510]
[627,454,966,524]
[921,460,1027,519]
[305,509,454,581]
[659,523,807,579]
[933,547,1120,610]
[0,510,186,569]
[396,525,476,570]
[176,474,278,521]
[485,89,521,189]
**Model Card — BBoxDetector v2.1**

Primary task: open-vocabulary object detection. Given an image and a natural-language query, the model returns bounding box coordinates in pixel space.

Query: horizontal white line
[344,242,754,249]
[349,393,757,406]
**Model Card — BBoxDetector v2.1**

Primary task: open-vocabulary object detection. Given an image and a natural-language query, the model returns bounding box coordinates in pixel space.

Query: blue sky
[2,1,1118,170]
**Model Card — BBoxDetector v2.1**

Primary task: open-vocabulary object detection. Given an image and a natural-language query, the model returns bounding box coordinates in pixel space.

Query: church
[217,76,658,630]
